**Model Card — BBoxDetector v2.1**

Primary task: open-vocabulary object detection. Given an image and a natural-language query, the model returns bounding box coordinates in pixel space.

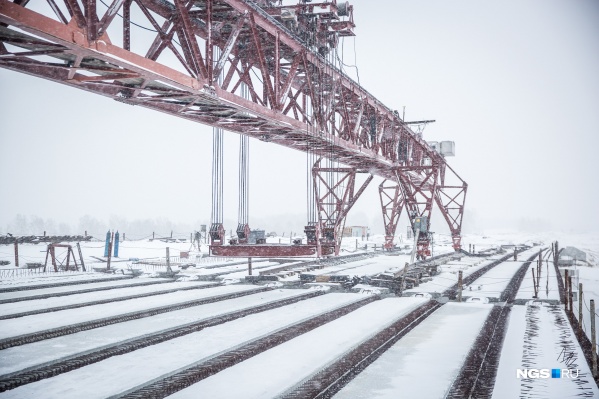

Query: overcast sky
[1,0,598,237]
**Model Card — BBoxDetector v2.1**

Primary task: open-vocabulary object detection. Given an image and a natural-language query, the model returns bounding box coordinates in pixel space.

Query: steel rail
[0,289,323,392]
[0,286,271,350]
[278,249,532,398]
[116,295,378,399]
[0,282,221,320]
[0,278,175,304]
[444,251,542,399]
[0,276,135,293]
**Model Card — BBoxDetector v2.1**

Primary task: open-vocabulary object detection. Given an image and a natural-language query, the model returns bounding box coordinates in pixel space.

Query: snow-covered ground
[0,281,217,317]
[0,231,598,398]
[168,297,427,399]
[403,254,502,295]
[493,302,599,398]
[334,302,492,399]
[0,288,312,376]
[0,277,172,301]
[0,284,260,340]
[0,293,367,398]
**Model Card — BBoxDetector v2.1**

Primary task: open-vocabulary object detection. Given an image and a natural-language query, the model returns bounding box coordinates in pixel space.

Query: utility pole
[76,242,86,272]
[106,232,114,271]
[166,247,172,273]
[537,250,543,291]
[532,269,538,298]
[568,275,573,316]
[546,259,549,296]
[579,283,583,336]
[248,257,252,276]
[14,242,19,268]
[457,270,463,302]
[591,299,597,378]
[565,269,570,311]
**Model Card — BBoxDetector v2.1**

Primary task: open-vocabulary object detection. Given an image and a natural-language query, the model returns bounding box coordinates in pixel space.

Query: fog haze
[1,0,598,237]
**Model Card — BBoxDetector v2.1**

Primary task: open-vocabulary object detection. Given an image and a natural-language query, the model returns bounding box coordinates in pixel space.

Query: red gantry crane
[0,0,467,259]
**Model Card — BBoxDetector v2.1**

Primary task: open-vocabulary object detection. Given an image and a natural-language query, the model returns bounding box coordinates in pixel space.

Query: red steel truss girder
[0,0,467,251]
[0,0,439,174]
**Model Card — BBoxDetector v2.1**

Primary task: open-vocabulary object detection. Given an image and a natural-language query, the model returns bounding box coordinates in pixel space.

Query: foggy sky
[1,0,598,237]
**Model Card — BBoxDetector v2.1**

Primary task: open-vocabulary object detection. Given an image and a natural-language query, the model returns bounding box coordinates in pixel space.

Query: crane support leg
[378,180,405,250]
[397,166,439,260]
[312,160,373,256]
[435,164,468,251]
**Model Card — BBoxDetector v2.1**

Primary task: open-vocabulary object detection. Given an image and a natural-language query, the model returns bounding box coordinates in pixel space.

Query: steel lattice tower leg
[379,179,405,250]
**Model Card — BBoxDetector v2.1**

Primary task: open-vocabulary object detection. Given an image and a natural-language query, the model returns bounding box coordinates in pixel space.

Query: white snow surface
[492,302,599,398]
[168,297,427,399]
[0,272,129,288]
[463,261,523,298]
[0,288,311,376]
[0,284,260,340]
[0,281,215,317]
[334,302,492,399]
[404,255,498,294]
[0,293,366,398]
[0,277,172,301]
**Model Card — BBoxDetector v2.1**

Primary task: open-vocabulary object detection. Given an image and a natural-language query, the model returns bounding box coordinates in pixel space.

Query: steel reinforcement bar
[0,283,221,320]
[116,295,379,399]
[0,289,324,392]
[0,276,137,293]
[0,279,177,305]
[0,286,271,350]
[444,251,541,399]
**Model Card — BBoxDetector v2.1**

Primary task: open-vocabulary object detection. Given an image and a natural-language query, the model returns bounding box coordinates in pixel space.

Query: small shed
[559,247,586,266]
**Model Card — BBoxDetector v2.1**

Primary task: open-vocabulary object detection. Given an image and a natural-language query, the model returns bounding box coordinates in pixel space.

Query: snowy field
[168,297,427,399]
[0,288,314,376]
[0,293,367,398]
[0,230,597,398]
[334,302,492,399]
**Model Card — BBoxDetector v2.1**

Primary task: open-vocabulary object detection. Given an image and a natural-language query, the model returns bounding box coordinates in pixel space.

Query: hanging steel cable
[237,82,250,243]
[210,47,225,245]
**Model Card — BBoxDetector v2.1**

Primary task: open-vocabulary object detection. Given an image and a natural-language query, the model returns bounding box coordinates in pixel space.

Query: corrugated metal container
[428,141,439,152]
[440,141,455,156]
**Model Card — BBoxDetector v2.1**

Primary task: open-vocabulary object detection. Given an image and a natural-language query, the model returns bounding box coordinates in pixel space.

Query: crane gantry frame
[0,0,467,258]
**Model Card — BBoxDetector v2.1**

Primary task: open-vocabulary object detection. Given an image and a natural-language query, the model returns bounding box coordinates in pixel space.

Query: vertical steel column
[13,242,18,268]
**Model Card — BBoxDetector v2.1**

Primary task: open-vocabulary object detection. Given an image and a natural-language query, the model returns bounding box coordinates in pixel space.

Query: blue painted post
[104,231,110,257]
[114,231,120,258]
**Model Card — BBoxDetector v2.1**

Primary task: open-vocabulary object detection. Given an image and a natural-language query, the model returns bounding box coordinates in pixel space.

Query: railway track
[274,249,530,398]
[0,286,271,350]
[0,247,536,397]
[0,278,175,305]
[0,275,135,293]
[116,295,378,399]
[0,282,221,320]
[444,251,542,399]
[0,289,324,392]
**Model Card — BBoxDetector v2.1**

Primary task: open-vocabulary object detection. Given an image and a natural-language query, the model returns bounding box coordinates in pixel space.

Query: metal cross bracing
[0,0,467,259]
